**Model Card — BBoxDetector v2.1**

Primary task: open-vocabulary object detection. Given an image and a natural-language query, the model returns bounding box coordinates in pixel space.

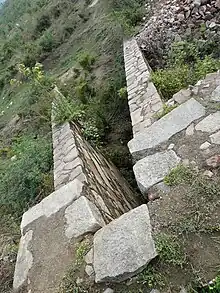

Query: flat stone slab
[195,112,220,133]
[93,205,157,283]
[13,230,33,290]
[128,98,205,160]
[133,150,181,194]
[65,196,105,239]
[21,179,84,234]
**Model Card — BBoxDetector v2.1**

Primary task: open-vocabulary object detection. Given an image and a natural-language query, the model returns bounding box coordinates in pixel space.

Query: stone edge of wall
[123,38,163,138]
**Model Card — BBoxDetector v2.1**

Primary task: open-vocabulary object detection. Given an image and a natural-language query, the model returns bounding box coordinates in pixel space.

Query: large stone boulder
[93,205,157,283]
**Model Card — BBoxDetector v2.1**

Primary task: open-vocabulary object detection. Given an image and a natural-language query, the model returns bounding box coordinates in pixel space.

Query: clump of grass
[155,233,186,267]
[164,164,194,186]
[137,265,165,288]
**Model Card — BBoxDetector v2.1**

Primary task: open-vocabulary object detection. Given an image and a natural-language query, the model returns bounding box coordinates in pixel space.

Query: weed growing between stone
[75,240,91,267]
[154,103,177,120]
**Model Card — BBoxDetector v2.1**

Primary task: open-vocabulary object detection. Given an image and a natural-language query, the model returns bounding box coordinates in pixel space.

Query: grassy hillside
[0,0,145,291]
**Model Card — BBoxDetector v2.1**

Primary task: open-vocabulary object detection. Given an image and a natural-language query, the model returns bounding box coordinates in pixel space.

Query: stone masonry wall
[52,121,141,223]
[123,39,163,136]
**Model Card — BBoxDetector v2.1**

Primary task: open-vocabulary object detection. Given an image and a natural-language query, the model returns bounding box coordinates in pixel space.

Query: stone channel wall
[123,39,163,136]
[52,121,141,223]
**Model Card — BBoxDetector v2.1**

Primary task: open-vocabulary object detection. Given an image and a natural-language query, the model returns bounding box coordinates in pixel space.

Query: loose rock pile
[138,0,220,67]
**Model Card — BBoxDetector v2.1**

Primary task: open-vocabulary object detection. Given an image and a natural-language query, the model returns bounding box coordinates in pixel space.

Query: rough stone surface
[13,230,33,290]
[173,88,192,104]
[150,290,161,293]
[103,289,114,293]
[210,130,220,144]
[85,265,94,277]
[200,141,211,150]
[211,85,220,101]
[206,155,220,168]
[124,39,163,136]
[52,114,141,224]
[133,151,181,193]
[21,179,84,234]
[203,170,213,178]
[185,123,194,136]
[195,112,220,133]
[85,248,94,264]
[65,196,105,239]
[128,98,205,160]
[137,0,220,73]
[93,205,157,283]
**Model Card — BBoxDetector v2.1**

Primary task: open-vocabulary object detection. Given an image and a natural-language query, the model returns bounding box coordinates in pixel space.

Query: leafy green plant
[77,52,95,71]
[112,1,144,35]
[59,265,88,293]
[82,120,101,145]
[39,31,57,52]
[53,94,86,125]
[155,233,186,267]
[118,86,127,99]
[151,65,190,100]
[0,135,53,216]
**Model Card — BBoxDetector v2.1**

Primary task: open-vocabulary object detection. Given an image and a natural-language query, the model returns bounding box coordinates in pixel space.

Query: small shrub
[77,52,95,71]
[155,233,186,267]
[153,40,220,99]
[53,95,86,125]
[118,86,127,99]
[194,56,220,80]
[39,31,56,52]
[34,14,51,35]
[151,65,190,100]
[75,77,94,104]
[112,3,144,35]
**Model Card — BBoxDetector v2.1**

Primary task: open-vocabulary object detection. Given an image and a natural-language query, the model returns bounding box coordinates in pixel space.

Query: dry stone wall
[53,120,141,223]
[124,38,220,198]
[123,39,163,136]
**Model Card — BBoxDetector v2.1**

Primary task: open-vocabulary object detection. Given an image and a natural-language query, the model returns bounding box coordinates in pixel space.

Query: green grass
[137,265,165,288]
[155,233,186,267]
[164,164,194,186]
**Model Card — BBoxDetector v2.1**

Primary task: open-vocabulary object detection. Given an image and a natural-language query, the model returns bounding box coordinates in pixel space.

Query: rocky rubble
[138,0,220,67]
